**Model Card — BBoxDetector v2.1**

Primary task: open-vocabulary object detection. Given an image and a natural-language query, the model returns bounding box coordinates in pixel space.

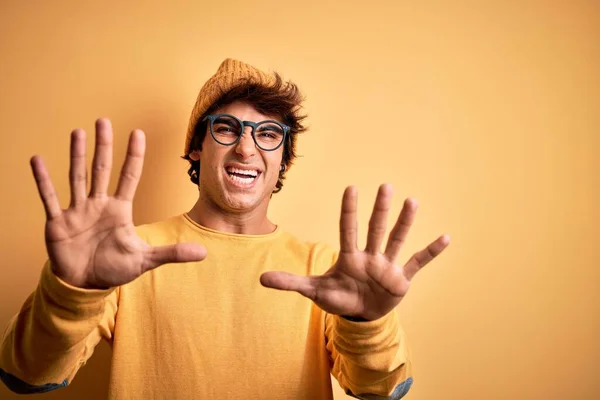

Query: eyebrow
[215,116,239,128]
[256,123,284,132]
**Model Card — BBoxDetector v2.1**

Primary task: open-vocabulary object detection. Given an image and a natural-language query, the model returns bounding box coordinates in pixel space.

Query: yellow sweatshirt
[0,214,413,399]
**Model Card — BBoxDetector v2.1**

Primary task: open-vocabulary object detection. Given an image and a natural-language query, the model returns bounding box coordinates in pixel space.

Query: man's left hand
[260,184,450,321]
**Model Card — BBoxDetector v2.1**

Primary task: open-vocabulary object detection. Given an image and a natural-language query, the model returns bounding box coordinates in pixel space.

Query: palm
[45,199,145,289]
[32,119,206,289]
[261,185,449,321]
[312,252,410,321]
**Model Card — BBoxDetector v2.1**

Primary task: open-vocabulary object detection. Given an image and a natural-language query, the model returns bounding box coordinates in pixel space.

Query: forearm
[326,310,413,399]
[0,261,116,393]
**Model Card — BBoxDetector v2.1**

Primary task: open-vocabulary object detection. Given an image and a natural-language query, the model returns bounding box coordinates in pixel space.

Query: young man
[0,59,449,399]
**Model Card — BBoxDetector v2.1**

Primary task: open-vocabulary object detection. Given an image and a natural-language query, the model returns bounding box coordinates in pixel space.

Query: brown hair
[182,73,307,193]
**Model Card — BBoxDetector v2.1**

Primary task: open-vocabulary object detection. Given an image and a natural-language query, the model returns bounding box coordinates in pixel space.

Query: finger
[260,271,317,300]
[89,118,114,197]
[339,186,358,253]
[365,184,393,254]
[384,197,419,261]
[69,129,87,207]
[30,156,62,219]
[144,243,208,272]
[403,234,450,281]
[115,129,146,201]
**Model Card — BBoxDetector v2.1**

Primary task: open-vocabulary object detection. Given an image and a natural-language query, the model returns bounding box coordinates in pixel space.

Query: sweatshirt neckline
[181,213,282,241]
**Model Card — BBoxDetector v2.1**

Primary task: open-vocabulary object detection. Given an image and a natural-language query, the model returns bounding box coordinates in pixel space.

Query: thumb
[144,243,207,272]
[260,271,317,300]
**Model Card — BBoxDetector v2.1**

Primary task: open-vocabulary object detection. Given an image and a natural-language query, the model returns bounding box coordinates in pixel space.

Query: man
[0,59,449,399]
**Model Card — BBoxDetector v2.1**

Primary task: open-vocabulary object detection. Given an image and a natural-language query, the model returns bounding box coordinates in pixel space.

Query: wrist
[45,261,114,301]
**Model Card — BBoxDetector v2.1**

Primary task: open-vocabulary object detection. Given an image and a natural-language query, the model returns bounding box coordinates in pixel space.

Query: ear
[189,150,201,161]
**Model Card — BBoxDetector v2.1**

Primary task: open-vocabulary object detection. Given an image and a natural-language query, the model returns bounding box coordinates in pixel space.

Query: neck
[187,193,277,235]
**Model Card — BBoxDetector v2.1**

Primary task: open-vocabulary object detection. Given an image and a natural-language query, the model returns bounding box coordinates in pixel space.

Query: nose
[234,126,257,159]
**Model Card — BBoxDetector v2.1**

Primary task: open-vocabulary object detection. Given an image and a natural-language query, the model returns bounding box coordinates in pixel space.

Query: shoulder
[134,214,188,244]
[276,231,339,275]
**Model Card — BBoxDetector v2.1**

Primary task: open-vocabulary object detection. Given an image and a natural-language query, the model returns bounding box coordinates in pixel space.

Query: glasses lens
[211,115,242,145]
[255,121,285,150]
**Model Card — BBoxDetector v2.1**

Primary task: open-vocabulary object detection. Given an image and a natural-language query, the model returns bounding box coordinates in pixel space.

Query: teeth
[227,167,258,177]
[230,175,255,184]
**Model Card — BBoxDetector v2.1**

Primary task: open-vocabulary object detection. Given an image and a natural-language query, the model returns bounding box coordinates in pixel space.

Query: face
[190,100,285,213]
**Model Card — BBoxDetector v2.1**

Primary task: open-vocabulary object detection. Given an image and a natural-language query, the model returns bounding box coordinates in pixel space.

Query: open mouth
[225,166,260,185]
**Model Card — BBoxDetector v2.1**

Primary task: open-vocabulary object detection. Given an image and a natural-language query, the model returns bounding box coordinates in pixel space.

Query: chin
[222,191,264,212]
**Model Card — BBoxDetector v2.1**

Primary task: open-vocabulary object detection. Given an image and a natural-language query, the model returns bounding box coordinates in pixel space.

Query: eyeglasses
[203,114,290,151]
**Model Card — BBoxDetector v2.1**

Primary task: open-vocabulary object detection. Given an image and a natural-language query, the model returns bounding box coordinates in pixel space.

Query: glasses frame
[202,113,290,152]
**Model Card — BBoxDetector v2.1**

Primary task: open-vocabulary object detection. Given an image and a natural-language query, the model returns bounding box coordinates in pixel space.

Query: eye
[213,116,241,136]
[215,126,236,133]
[257,131,277,139]
[257,123,284,139]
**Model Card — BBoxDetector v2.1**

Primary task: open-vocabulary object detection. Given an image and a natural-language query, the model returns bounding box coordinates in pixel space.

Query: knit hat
[184,58,278,155]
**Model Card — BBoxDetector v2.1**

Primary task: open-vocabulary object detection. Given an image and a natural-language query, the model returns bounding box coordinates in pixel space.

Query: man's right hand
[30,118,207,289]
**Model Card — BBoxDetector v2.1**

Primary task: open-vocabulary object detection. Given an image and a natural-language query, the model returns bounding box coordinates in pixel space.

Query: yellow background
[1,1,598,399]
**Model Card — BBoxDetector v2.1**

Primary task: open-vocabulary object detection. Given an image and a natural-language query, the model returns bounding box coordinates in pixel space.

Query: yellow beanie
[184,58,278,155]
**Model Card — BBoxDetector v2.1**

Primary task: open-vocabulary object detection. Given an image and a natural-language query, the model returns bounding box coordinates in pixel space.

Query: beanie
[184,58,277,155]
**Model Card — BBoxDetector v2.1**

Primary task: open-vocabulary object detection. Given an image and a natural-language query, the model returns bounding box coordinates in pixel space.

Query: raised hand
[31,118,207,289]
[260,184,449,321]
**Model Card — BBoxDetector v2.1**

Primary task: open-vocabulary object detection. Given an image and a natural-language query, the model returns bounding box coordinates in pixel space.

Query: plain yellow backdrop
[1,1,598,399]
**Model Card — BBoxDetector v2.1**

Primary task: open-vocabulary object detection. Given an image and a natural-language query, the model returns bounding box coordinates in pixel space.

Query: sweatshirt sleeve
[313,243,413,399]
[325,311,413,399]
[0,260,118,394]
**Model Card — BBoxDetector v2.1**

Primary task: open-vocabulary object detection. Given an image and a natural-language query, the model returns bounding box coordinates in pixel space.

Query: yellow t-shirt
[1,214,412,399]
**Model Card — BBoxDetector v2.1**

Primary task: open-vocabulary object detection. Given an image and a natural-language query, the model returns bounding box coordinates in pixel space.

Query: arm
[1,118,206,394]
[0,262,117,394]
[326,312,413,399]
[261,184,450,399]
